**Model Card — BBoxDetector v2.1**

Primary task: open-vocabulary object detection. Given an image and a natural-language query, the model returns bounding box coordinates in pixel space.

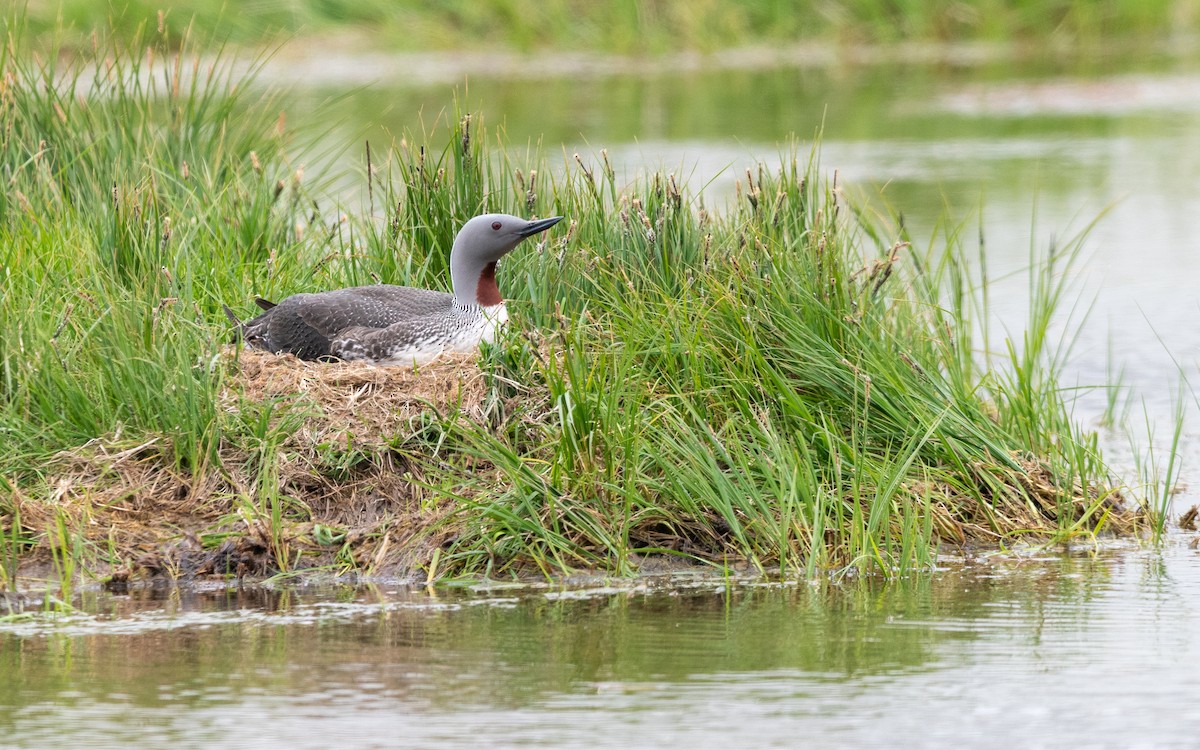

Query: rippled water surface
[3,545,1200,748]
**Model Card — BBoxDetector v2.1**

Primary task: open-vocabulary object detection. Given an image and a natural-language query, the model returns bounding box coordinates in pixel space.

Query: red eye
[491,221,502,230]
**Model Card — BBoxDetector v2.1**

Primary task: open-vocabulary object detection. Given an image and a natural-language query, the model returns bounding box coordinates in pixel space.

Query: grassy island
[0,22,1157,590]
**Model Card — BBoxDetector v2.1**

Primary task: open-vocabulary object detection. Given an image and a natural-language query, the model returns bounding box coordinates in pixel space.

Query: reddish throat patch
[475,262,502,306]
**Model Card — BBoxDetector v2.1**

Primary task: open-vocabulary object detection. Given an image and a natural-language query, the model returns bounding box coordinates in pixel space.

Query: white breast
[373,303,508,366]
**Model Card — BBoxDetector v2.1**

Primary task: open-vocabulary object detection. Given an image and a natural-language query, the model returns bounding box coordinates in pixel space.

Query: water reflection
[3,546,1198,748]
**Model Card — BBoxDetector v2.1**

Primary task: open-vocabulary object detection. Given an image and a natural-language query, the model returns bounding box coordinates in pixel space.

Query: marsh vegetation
[25,0,1194,54]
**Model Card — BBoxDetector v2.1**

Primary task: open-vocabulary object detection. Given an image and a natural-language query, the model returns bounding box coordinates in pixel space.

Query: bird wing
[228,285,457,360]
[287,286,453,338]
[328,313,453,362]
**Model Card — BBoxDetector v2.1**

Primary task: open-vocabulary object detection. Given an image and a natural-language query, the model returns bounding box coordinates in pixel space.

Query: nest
[224,348,491,445]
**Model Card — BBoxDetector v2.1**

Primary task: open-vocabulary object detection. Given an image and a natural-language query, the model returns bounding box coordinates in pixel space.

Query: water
[7,49,1200,747]
[3,544,1200,748]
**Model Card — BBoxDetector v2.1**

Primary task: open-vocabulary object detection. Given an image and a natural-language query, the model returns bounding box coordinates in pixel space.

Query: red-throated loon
[226,213,563,364]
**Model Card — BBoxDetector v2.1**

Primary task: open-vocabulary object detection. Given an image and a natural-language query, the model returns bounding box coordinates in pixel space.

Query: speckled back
[241,284,459,360]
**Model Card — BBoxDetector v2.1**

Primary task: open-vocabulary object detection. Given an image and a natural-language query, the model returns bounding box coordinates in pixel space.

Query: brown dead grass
[225,347,492,446]
[9,348,509,584]
[905,455,1135,548]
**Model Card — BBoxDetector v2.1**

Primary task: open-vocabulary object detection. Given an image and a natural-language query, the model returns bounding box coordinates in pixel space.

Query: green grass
[0,15,335,472]
[421,138,1133,576]
[22,0,1198,55]
[0,16,1154,584]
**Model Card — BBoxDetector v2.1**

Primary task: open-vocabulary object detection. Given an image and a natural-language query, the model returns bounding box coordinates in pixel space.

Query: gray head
[450,213,564,305]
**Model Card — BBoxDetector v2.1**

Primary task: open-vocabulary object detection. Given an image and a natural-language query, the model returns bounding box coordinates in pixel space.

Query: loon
[226,213,563,365]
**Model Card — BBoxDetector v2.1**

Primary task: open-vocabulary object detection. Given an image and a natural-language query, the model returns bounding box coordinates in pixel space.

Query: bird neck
[451,254,502,308]
[475,262,502,306]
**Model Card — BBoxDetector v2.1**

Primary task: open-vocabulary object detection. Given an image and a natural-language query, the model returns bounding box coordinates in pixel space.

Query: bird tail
[222,304,247,345]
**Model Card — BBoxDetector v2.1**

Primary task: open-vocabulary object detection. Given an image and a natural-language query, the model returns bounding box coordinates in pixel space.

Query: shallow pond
[4,544,1200,748]
[7,48,1200,747]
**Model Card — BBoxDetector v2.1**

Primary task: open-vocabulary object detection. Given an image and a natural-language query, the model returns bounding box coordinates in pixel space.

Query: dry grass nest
[226,347,494,446]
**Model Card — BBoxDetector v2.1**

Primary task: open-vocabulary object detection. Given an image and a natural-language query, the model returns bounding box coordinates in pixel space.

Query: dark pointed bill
[517,215,564,238]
